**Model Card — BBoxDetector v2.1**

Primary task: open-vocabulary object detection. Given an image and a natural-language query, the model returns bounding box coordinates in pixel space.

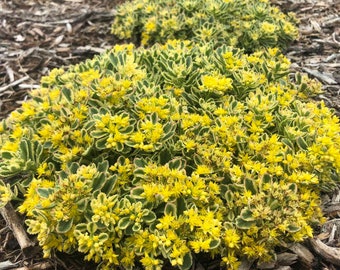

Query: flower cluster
[111,0,298,52]
[0,40,338,269]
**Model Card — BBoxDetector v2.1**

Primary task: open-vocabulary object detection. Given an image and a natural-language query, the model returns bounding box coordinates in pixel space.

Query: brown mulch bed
[0,0,340,269]
[0,0,125,119]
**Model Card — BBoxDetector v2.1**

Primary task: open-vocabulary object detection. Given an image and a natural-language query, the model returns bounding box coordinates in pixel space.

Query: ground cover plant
[1,40,340,269]
[1,0,340,270]
[112,0,298,52]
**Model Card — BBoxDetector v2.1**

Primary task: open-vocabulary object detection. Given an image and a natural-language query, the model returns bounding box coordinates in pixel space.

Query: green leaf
[130,187,144,199]
[37,188,54,198]
[87,222,97,234]
[132,222,142,232]
[288,183,297,193]
[101,175,117,194]
[84,120,96,130]
[75,223,87,233]
[56,219,73,233]
[132,168,145,182]
[235,217,256,229]
[179,253,193,270]
[287,224,301,233]
[269,199,280,210]
[176,197,187,216]
[224,190,234,204]
[262,174,271,184]
[168,158,184,170]
[121,125,134,134]
[92,173,106,191]
[43,141,52,149]
[164,203,177,216]
[98,232,109,242]
[77,198,88,212]
[282,138,295,150]
[34,142,44,164]
[62,87,73,103]
[209,239,220,249]
[245,178,257,194]
[296,137,308,150]
[159,148,172,165]
[227,211,235,221]
[69,162,79,174]
[95,137,108,150]
[118,217,130,230]
[142,211,156,224]
[240,208,254,221]
[134,158,147,168]
[19,140,29,161]
[97,160,109,173]
[2,152,14,159]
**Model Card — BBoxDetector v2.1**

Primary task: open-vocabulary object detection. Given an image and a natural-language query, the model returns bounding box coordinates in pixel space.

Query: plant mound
[1,41,340,269]
[111,0,298,51]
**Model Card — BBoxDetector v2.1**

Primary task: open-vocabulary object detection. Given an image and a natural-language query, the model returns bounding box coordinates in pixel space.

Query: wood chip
[0,203,35,255]
[5,64,15,82]
[12,261,52,270]
[0,260,19,270]
[239,259,255,270]
[0,75,30,93]
[323,17,340,27]
[310,19,322,32]
[310,238,340,266]
[302,67,338,84]
[288,243,315,268]
[277,252,298,266]
[275,267,292,270]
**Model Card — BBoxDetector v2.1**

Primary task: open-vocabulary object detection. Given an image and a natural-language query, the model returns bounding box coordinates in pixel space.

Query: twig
[0,203,35,255]
[323,17,340,27]
[18,84,40,89]
[302,67,338,85]
[0,76,30,93]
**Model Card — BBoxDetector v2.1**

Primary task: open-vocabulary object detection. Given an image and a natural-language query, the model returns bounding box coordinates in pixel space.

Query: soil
[0,0,339,269]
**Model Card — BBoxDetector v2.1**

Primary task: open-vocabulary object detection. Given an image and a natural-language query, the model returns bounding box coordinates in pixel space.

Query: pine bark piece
[310,238,340,266]
[0,202,35,255]
[239,259,255,270]
[12,261,52,270]
[275,267,292,270]
[288,243,315,269]
[277,252,298,266]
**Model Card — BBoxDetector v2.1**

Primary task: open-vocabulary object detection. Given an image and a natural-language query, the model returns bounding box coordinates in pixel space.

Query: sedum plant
[0,40,339,269]
[111,0,298,52]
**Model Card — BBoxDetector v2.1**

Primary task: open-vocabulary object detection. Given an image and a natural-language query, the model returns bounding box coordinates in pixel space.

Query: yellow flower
[189,238,211,253]
[37,162,51,177]
[201,74,233,93]
[195,165,212,175]
[0,183,13,207]
[222,251,241,270]
[1,140,19,152]
[79,69,100,86]
[224,228,240,248]
[140,253,162,270]
[156,214,175,230]
[261,22,276,34]
[145,17,157,33]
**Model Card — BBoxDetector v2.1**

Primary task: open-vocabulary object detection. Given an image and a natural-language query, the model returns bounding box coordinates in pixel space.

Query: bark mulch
[0,0,340,269]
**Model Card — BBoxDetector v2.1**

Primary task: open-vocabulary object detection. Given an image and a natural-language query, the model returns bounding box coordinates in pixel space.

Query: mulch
[0,0,340,269]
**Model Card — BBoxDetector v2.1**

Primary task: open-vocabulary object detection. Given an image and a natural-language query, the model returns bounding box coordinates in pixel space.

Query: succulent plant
[1,40,338,269]
[112,0,298,52]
